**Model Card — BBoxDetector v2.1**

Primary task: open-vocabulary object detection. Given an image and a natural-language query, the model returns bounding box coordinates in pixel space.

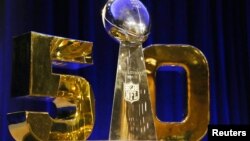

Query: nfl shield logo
[124,82,140,103]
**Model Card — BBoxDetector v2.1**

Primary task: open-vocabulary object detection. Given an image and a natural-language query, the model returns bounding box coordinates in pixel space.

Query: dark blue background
[1,0,249,140]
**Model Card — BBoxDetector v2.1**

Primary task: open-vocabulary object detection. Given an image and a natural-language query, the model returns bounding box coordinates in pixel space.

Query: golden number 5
[8,32,95,140]
[144,44,209,141]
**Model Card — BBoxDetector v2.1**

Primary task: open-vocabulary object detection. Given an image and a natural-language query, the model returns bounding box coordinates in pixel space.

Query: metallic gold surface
[50,37,93,64]
[8,32,95,141]
[144,44,209,141]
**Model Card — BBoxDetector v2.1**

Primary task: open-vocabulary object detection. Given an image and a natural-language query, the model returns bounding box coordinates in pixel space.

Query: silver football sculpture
[102,0,151,43]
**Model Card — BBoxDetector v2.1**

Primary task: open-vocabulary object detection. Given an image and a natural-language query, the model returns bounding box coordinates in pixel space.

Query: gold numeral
[8,32,95,140]
[144,44,209,141]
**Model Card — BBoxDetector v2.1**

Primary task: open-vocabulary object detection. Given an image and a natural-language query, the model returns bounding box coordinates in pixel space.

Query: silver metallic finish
[102,0,156,140]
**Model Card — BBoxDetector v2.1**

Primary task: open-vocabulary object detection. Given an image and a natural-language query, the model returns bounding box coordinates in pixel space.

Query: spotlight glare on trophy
[102,0,157,140]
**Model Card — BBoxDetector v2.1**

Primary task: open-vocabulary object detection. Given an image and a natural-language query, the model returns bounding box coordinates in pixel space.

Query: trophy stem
[109,42,156,140]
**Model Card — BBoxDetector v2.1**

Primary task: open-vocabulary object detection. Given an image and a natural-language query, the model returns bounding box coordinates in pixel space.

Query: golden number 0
[144,44,209,141]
